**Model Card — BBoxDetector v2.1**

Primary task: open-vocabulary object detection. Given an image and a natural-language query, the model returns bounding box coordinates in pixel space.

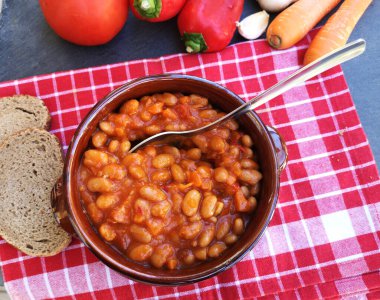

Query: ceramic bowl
[52,74,287,285]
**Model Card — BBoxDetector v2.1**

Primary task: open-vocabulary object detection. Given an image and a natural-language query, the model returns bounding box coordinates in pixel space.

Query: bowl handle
[51,177,76,235]
[266,126,288,172]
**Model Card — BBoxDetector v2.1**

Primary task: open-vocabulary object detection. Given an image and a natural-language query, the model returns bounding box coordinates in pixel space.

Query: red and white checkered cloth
[0,32,379,299]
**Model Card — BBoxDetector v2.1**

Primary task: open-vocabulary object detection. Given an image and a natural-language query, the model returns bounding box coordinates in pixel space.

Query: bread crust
[0,128,71,256]
[0,95,51,142]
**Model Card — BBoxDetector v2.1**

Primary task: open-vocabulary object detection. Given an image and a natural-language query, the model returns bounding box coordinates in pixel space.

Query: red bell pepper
[130,0,186,22]
[177,0,244,53]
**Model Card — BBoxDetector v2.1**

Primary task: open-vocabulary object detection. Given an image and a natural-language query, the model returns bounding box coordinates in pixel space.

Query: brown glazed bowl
[52,74,287,285]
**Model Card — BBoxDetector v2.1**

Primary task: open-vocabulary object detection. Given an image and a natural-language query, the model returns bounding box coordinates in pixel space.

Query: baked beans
[79,92,262,270]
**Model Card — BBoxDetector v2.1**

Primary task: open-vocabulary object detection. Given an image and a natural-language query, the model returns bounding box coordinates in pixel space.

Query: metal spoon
[130,39,366,153]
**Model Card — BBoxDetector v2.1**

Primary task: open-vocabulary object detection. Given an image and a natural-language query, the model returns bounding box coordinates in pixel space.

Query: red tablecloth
[0,32,379,299]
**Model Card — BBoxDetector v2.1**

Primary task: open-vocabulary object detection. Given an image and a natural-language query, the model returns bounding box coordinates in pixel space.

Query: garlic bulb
[257,0,298,13]
[237,11,269,40]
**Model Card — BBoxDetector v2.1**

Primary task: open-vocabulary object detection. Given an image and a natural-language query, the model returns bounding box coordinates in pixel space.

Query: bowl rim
[63,74,281,285]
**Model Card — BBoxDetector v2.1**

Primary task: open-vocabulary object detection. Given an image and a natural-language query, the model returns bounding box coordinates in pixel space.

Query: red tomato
[39,0,129,46]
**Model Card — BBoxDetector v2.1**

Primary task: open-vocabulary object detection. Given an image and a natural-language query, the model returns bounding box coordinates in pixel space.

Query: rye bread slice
[0,95,51,142]
[0,128,71,256]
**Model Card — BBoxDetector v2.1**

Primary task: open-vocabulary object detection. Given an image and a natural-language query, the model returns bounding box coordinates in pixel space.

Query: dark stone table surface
[0,0,379,288]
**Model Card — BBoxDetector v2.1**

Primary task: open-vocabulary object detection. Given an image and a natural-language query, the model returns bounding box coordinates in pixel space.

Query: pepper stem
[186,46,195,53]
[134,0,162,18]
[141,0,151,10]
[182,32,208,54]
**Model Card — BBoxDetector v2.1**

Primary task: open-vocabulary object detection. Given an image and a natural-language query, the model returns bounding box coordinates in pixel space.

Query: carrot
[266,0,341,50]
[304,0,372,65]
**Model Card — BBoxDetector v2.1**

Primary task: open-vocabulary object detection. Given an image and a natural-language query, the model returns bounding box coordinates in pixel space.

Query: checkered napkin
[0,32,379,300]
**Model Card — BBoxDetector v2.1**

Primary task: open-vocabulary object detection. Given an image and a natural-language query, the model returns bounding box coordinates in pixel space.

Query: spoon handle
[130,39,365,152]
[229,39,366,117]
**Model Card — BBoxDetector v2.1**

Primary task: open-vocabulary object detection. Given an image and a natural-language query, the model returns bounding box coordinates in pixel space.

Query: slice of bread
[0,95,51,142]
[0,128,71,256]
